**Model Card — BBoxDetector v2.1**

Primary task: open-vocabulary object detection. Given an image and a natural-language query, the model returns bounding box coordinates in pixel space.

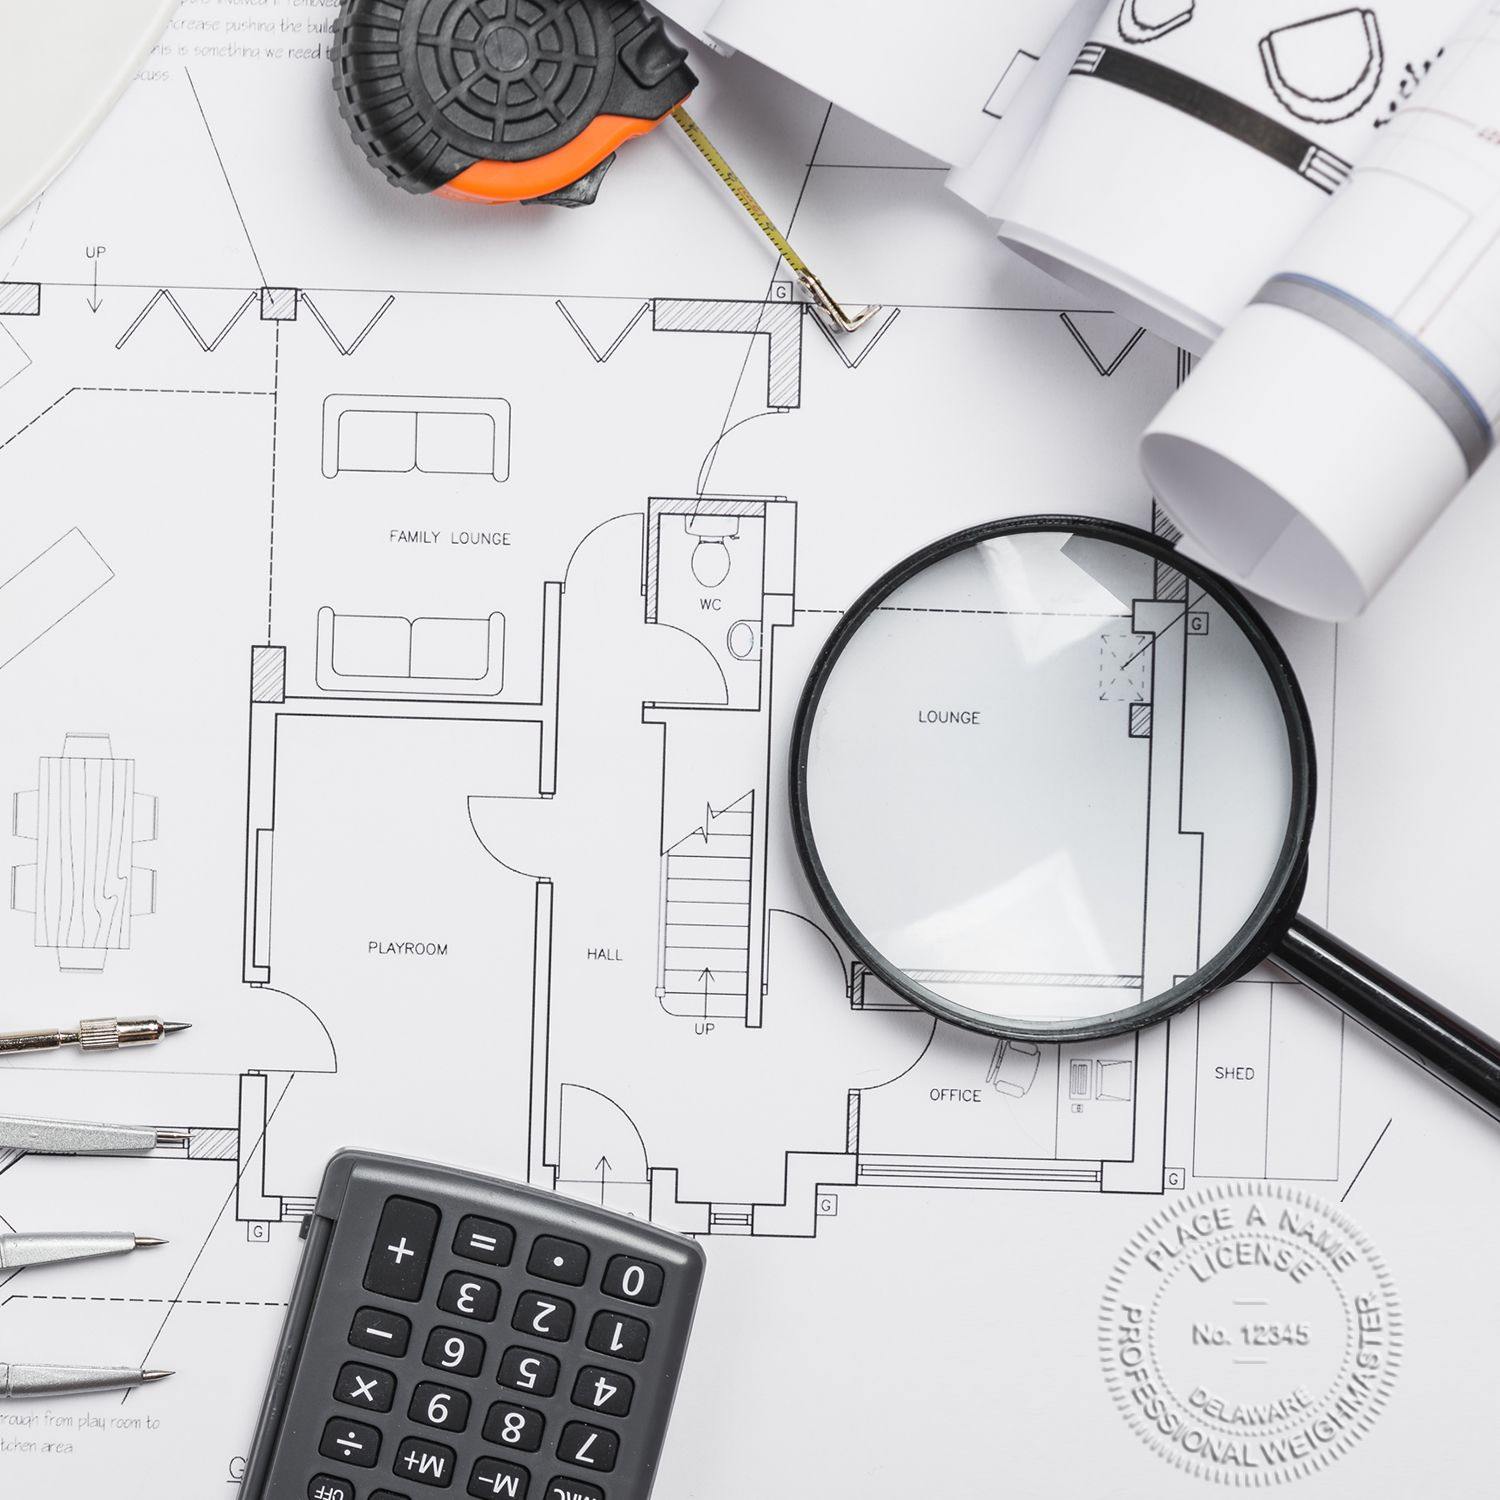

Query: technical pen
[0,1114,189,1156]
[0,1365,172,1398]
[0,1233,167,1272]
[0,1017,190,1057]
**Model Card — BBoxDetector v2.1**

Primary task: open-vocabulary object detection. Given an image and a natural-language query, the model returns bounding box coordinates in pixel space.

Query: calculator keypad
[253,1158,703,1500]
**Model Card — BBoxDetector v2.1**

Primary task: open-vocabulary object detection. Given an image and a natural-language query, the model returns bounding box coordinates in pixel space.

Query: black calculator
[241,1151,706,1500]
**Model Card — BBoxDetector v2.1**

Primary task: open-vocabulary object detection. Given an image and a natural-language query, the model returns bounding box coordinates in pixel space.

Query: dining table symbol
[9,733,158,971]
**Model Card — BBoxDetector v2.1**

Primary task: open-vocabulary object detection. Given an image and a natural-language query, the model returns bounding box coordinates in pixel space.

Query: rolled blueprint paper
[991,0,1472,351]
[1141,1,1500,620]
[652,0,736,57]
[948,0,1113,213]
[650,0,1079,169]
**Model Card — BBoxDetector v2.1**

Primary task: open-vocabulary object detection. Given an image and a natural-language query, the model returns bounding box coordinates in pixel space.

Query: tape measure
[333,0,876,327]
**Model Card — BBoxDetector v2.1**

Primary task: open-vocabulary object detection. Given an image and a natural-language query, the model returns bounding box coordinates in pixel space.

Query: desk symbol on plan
[10,734,157,971]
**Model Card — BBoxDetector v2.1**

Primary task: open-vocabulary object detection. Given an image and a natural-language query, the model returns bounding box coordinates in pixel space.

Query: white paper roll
[650,0,1079,169]
[991,0,1472,349]
[1141,304,1468,619]
[1142,3,1500,620]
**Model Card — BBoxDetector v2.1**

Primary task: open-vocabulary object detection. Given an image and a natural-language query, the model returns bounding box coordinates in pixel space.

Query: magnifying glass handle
[1277,916,1500,1118]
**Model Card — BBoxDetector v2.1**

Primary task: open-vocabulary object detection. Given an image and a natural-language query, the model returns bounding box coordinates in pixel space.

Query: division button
[320,1418,382,1470]
[351,1307,412,1358]
[469,1456,531,1498]
[455,1216,515,1267]
[585,1311,649,1363]
[526,1236,590,1287]
[601,1255,664,1307]
[394,1436,457,1489]
[364,1197,440,1302]
[308,1477,357,1500]
[336,1361,397,1413]
[557,1423,619,1474]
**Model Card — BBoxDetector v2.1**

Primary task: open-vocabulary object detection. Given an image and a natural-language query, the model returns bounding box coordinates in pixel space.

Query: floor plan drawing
[0,11,1496,1498]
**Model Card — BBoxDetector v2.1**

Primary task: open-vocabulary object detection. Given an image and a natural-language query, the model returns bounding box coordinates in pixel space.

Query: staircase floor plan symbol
[658,793,755,1019]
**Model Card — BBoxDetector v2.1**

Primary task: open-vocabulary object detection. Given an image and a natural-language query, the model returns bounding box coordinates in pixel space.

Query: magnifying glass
[789,516,1500,1114]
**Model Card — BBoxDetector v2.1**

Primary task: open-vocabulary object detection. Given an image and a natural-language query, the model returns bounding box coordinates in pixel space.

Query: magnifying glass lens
[801,527,1300,1035]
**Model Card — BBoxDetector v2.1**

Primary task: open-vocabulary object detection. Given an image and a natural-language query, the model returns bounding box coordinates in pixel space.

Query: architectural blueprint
[1,4,1498,1496]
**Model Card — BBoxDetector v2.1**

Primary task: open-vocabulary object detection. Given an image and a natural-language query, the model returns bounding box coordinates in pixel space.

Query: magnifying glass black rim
[788,514,1318,1044]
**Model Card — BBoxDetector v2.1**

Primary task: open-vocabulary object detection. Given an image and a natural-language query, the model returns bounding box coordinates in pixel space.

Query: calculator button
[321,1418,382,1469]
[585,1312,649,1362]
[365,1198,440,1302]
[438,1271,501,1322]
[394,1436,457,1488]
[469,1457,530,1498]
[371,1493,412,1500]
[455,1216,515,1267]
[308,1478,357,1500]
[544,1482,604,1500]
[557,1423,619,1474]
[498,1346,559,1398]
[570,1367,633,1418]
[336,1361,397,1413]
[425,1327,486,1378]
[601,1255,664,1307]
[351,1307,412,1357]
[483,1400,546,1453]
[410,1382,472,1434]
[512,1293,574,1342]
[526,1236,590,1287]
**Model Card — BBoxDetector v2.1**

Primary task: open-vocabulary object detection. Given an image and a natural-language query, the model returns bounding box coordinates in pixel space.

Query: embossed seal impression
[1099,1182,1401,1485]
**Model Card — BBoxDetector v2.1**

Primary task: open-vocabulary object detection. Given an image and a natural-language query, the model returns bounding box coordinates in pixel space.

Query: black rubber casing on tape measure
[333,0,698,201]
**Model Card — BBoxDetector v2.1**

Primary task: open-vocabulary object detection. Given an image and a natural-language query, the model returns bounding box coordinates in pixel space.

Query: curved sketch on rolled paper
[1119,0,1196,45]
[1260,9,1385,124]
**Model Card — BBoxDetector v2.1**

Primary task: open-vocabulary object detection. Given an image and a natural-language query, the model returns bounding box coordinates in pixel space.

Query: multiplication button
[336,1360,396,1413]
[364,1197,440,1301]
